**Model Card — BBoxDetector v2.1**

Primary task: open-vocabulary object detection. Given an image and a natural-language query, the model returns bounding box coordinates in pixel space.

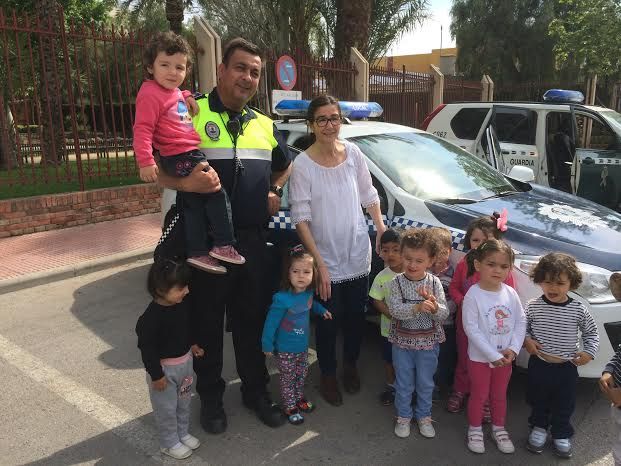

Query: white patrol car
[423,90,621,212]
[162,100,621,378]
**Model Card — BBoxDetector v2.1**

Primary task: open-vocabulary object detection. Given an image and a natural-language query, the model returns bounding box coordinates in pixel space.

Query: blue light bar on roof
[543,89,585,104]
[275,100,383,119]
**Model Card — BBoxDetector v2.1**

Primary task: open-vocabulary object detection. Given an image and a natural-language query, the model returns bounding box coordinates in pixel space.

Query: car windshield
[598,109,621,133]
[350,132,517,201]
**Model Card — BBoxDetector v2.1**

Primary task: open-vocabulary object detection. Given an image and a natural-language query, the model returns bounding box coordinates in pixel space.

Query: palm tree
[334,0,373,60]
[122,0,193,33]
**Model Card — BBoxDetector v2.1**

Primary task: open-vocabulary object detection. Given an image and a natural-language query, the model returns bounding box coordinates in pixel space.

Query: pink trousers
[453,306,470,394]
[467,359,512,427]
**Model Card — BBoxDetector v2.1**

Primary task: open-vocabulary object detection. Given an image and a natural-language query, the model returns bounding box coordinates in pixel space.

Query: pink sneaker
[209,245,246,265]
[187,255,227,274]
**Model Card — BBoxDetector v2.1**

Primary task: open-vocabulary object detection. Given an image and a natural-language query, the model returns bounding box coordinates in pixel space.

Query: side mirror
[508,165,535,183]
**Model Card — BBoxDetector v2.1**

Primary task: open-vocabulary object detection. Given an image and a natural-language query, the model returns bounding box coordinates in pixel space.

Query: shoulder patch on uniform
[205,121,220,140]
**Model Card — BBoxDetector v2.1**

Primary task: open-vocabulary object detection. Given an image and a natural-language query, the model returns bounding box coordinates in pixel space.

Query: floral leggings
[276,351,308,410]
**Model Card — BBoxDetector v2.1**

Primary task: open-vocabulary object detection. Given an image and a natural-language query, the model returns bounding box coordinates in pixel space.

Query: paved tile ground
[0,214,162,280]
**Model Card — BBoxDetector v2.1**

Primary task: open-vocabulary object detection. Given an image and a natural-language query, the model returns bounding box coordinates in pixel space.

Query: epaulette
[249,105,270,117]
[193,92,208,100]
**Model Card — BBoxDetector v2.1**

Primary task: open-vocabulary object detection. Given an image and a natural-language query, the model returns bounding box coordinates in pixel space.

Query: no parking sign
[276,55,297,91]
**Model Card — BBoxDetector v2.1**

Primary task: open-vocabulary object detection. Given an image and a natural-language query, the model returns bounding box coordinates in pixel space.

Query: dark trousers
[160,150,235,256]
[527,355,578,439]
[189,227,271,408]
[316,275,369,375]
[435,324,457,388]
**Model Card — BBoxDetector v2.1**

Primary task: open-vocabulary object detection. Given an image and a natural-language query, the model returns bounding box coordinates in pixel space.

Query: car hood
[425,184,621,271]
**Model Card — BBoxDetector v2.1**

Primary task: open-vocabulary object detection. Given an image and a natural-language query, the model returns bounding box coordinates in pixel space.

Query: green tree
[120,0,194,33]
[549,0,621,77]
[450,0,557,83]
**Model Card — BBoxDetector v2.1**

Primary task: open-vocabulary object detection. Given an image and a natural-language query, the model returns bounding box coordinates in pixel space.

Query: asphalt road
[0,260,615,465]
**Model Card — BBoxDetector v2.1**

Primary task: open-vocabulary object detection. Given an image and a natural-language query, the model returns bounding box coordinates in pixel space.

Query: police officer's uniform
[188,89,291,424]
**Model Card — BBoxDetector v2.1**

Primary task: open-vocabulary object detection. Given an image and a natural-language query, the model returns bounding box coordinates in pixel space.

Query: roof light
[543,89,585,104]
[275,100,383,119]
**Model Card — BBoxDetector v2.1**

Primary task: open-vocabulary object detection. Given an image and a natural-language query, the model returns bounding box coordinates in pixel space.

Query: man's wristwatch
[269,185,283,198]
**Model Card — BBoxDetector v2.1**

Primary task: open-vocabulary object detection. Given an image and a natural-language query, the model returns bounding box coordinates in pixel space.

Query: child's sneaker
[160,442,192,459]
[284,407,304,425]
[447,391,466,413]
[209,245,246,265]
[492,429,515,454]
[379,386,395,406]
[187,255,227,274]
[553,438,572,459]
[296,398,315,413]
[394,417,411,438]
[417,417,436,438]
[467,428,485,454]
[180,433,200,450]
[482,401,492,423]
[526,426,547,454]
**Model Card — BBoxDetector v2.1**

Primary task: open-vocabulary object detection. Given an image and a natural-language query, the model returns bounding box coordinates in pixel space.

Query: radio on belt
[275,100,384,119]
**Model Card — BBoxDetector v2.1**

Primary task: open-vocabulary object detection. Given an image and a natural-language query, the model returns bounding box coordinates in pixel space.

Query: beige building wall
[377,47,458,74]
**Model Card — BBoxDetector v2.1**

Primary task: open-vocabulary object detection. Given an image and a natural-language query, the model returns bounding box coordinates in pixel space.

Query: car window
[494,108,537,145]
[576,113,617,151]
[450,108,489,139]
[350,132,515,201]
[280,147,301,210]
[371,174,389,214]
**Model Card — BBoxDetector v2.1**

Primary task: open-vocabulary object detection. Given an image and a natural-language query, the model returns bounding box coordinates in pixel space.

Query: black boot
[200,400,227,434]
[244,394,286,428]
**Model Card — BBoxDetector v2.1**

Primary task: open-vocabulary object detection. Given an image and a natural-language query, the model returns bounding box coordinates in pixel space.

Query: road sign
[271,90,302,114]
[276,55,297,91]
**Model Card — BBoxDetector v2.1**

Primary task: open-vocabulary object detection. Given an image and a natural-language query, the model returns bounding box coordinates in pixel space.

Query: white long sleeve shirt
[289,141,379,283]
[462,283,526,363]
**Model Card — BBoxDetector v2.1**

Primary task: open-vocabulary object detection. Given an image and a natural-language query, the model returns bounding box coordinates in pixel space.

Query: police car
[162,100,621,378]
[423,90,621,212]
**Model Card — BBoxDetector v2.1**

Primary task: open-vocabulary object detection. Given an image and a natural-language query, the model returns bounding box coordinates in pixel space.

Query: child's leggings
[276,351,308,410]
[148,352,194,449]
[467,359,512,427]
[453,306,470,394]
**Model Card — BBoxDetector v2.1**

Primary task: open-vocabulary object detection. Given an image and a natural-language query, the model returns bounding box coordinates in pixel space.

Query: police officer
[159,38,291,433]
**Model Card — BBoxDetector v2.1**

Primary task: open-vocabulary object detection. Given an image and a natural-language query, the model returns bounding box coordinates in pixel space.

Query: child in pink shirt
[133,32,244,274]
[446,213,515,416]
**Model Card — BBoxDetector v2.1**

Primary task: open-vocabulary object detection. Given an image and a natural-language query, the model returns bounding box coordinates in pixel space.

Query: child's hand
[573,351,593,366]
[524,337,542,355]
[323,311,333,320]
[500,348,516,365]
[419,299,436,313]
[191,344,205,358]
[152,376,167,391]
[491,358,505,367]
[186,96,199,116]
[140,165,159,183]
[264,351,273,357]
[607,387,621,407]
[600,372,615,392]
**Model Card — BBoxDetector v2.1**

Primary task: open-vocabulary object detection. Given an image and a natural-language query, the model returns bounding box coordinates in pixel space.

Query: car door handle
[501,150,510,155]
[583,157,595,165]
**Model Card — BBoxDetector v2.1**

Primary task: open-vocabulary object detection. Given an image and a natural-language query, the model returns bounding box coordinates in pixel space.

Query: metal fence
[369,65,434,129]
[0,6,199,192]
[443,75,483,103]
[251,51,357,115]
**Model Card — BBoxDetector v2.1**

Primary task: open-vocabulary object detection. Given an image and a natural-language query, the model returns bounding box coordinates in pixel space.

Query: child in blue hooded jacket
[262,246,332,424]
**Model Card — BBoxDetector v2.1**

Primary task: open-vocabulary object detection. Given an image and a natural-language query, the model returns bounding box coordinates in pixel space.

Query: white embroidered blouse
[289,141,379,283]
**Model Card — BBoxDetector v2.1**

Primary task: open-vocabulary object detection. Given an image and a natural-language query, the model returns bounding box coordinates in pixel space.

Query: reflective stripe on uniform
[199,147,272,161]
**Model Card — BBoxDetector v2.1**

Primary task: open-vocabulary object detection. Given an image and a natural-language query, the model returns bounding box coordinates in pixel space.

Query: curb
[0,247,154,295]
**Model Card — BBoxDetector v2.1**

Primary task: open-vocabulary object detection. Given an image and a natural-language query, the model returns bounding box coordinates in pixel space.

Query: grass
[0,156,142,200]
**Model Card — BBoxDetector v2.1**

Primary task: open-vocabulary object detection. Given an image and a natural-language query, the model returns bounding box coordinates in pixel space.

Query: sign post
[276,55,297,91]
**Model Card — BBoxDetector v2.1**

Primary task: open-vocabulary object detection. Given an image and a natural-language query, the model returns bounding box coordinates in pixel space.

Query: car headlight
[514,255,617,305]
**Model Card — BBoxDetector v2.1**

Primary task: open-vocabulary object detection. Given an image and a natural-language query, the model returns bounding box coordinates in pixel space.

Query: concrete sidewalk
[0,213,162,294]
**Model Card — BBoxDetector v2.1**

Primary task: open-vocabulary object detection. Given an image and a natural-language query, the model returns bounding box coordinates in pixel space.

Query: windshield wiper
[431,197,478,205]
[480,190,517,201]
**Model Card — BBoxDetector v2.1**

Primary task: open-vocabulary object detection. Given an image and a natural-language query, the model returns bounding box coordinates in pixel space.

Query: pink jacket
[132,80,200,168]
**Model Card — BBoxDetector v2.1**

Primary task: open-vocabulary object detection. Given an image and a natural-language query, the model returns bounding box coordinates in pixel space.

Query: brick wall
[0,184,161,237]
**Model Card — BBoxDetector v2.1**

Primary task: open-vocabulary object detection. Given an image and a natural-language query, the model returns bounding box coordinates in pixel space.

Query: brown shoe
[343,365,361,394]
[320,375,343,406]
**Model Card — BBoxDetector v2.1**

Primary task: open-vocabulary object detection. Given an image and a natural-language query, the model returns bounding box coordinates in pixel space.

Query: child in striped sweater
[600,346,621,465]
[524,253,599,459]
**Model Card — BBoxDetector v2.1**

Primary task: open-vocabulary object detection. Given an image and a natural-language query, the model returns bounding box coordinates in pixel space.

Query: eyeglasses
[313,116,342,127]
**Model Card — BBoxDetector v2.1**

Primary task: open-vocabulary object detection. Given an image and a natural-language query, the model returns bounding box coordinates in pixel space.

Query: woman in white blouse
[289,95,386,406]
